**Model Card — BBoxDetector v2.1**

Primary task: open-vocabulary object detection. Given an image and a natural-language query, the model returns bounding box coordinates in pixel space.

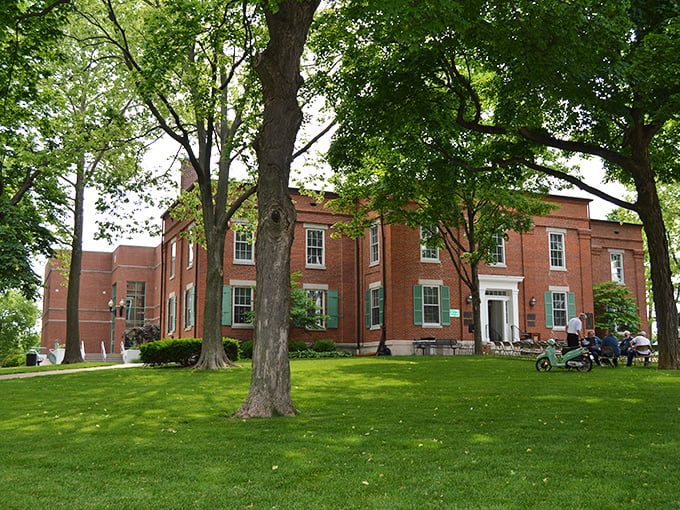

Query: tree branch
[292,120,336,161]
[504,157,637,212]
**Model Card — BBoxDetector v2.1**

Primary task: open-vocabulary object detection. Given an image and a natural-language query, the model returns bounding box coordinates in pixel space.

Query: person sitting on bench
[626,331,652,367]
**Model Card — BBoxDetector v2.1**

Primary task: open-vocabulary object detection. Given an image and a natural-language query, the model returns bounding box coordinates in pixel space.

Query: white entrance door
[487,298,507,342]
[479,275,524,343]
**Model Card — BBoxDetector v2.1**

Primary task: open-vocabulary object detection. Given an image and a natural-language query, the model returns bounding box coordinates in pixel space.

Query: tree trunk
[63,167,85,364]
[470,263,483,355]
[376,216,390,355]
[234,0,319,418]
[193,219,234,369]
[634,176,680,369]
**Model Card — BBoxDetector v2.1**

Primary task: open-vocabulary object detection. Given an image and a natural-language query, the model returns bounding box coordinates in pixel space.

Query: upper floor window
[369,223,380,266]
[169,238,177,278]
[610,250,624,283]
[548,231,566,270]
[491,234,505,266]
[420,226,439,262]
[234,229,254,264]
[306,227,325,268]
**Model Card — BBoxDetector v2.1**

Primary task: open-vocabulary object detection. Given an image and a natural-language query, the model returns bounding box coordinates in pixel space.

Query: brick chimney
[180,159,198,190]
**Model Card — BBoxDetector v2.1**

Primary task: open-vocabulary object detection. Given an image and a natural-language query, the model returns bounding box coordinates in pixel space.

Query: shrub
[311,339,337,353]
[288,340,309,352]
[1,354,26,367]
[240,340,253,359]
[223,337,240,361]
[139,337,241,366]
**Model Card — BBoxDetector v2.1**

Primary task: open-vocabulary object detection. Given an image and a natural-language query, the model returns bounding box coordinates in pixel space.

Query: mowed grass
[1,356,678,509]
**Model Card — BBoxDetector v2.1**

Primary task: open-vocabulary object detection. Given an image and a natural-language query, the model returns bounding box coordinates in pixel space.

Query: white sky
[80,137,630,252]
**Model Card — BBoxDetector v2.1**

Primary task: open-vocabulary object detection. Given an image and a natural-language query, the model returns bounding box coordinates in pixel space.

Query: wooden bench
[413,337,459,355]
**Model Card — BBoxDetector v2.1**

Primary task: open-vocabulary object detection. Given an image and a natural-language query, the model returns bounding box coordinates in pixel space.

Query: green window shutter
[440,286,451,326]
[378,287,384,326]
[544,291,553,329]
[190,287,196,327]
[365,289,371,329]
[413,285,423,325]
[222,285,231,326]
[567,292,576,320]
[327,290,338,329]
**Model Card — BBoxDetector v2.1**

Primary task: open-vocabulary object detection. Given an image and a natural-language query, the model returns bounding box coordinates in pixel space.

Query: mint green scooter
[536,339,593,372]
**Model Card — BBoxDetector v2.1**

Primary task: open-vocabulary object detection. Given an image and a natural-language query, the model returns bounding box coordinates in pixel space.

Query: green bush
[311,339,337,353]
[288,340,309,352]
[240,340,253,359]
[1,353,26,367]
[139,337,241,366]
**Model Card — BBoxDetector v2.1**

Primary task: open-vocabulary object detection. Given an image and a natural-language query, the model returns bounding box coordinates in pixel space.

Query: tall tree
[84,0,260,369]
[48,7,165,364]
[319,0,680,369]
[234,0,320,418]
[0,0,71,297]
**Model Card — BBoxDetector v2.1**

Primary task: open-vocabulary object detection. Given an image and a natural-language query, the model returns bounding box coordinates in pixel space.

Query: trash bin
[26,351,38,366]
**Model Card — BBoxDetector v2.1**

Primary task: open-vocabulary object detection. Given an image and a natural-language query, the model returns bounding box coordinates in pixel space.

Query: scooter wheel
[575,356,593,372]
[536,358,552,372]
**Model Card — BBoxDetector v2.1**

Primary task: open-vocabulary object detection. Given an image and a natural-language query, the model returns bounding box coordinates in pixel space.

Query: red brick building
[41,191,648,355]
[41,246,161,356]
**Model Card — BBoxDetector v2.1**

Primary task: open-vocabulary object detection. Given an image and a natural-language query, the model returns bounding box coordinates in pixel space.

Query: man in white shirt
[566,313,586,347]
[626,331,652,366]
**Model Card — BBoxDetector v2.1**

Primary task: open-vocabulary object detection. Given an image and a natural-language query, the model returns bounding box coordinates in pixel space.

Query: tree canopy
[318,0,680,369]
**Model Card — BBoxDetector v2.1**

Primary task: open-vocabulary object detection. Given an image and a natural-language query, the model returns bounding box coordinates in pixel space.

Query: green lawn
[1,357,678,509]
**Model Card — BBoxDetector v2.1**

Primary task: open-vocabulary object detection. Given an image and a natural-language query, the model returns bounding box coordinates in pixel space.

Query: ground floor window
[233,287,254,326]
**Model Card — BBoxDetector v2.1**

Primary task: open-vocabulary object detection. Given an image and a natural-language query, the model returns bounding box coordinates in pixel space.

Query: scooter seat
[561,346,580,355]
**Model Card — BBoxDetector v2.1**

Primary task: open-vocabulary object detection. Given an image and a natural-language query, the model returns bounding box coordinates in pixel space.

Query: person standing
[626,331,652,367]
[566,313,586,347]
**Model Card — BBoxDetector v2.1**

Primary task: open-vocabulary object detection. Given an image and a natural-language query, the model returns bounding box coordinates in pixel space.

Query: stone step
[85,353,123,363]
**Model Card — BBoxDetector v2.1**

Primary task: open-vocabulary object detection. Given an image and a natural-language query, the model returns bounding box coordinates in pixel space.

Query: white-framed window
[610,250,624,283]
[169,238,177,279]
[491,233,506,266]
[183,284,195,329]
[306,227,325,268]
[548,230,566,270]
[423,285,441,325]
[420,226,439,262]
[369,222,380,266]
[551,292,568,328]
[166,293,176,335]
[306,289,325,330]
[187,224,195,269]
[370,287,381,328]
[233,287,254,326]
[234,229,254,264]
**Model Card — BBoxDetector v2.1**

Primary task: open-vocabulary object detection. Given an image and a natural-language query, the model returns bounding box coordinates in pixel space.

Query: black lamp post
[108,298,126,353]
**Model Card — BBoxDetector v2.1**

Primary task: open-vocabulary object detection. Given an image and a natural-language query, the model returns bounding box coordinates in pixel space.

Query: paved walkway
[0,364,139,380]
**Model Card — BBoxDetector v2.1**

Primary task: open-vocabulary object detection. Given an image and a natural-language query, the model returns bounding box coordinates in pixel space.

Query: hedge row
[139,337,240,366]
[1,354,26,368]
[240,339,348,359]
